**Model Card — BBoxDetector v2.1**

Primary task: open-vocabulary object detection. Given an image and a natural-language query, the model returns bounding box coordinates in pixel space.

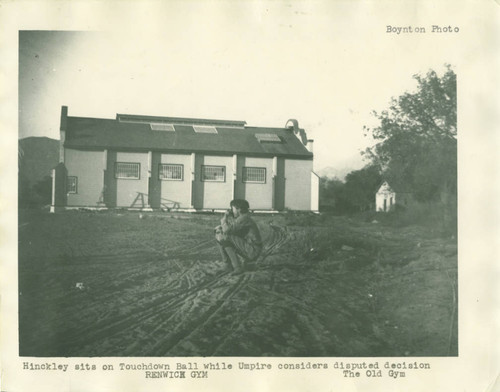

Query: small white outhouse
[375,181,413,212]
[376,181,395,212]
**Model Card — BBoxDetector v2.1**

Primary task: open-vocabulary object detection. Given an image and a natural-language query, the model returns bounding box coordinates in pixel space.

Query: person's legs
[216,234,261,275]
[217,242,232,270]
[223,246,244,274]
[225,236,262,274]
[230,235,261,262]
[216,237,244,274]
[215,225,235,271]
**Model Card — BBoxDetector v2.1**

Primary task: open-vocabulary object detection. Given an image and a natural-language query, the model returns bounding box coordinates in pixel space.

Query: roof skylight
[150,123,175,132]
[194,125,218,134]
[255,133,282,143]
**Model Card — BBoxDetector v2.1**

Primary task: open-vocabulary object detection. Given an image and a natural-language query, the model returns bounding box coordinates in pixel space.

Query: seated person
[215,199,262,275]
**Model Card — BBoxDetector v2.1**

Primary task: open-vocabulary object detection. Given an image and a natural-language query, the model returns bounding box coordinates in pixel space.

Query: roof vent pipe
[306,139,314,153]
[285,119,308,145]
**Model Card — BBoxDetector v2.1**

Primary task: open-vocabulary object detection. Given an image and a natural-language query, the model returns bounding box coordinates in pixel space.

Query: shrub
[370,201,456,236]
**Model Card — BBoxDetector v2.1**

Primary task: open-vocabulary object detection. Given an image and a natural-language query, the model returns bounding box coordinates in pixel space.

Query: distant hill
[19,137,59,187]
[317,165,361,181]
[317,154,367,181]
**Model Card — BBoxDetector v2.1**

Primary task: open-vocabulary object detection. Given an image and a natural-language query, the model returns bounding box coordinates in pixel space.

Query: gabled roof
[376,180,412,194]
[63,112,313,159]
[376,181,394,194]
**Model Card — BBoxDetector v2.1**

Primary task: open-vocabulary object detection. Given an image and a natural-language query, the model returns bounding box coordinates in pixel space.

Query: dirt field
[18,209,457,357]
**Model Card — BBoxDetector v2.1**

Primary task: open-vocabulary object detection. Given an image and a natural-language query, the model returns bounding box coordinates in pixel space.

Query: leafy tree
[343,165,382,211]
[319,176,344,212]
[32,176,53,206]
[319,176,335,210]
[319,165,381,214]
[364,65,457,203]
[19,175,34,207]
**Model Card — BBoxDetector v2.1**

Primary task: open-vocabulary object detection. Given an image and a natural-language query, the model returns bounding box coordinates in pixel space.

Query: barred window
[67,176,78,193]
[243,167,266,183]
[202,165,225,182]
[159,164,183,181]
[115,162,140,179]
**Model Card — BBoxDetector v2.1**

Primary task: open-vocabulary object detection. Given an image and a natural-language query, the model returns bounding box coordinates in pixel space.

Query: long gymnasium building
[51,106,319,212]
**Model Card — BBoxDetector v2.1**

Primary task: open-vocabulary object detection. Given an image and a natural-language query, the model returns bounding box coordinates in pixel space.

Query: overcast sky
[18,2,460,172]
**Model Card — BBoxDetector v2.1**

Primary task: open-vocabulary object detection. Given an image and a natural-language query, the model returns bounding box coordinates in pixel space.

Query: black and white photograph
[2,1,499,391]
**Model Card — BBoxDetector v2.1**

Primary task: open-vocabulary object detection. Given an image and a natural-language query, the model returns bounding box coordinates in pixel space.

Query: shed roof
[63,113,313,159]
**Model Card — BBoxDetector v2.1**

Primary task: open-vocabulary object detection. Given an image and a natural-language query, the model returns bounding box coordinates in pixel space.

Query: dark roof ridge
[68,115,115,121]
[116,113,246,127]
[244,125,293,131]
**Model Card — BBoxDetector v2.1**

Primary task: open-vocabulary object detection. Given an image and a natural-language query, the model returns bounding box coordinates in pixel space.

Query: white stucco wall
[284,159,313,210]
[200,155,233,209]
[239,156,274,210]
[65,149,105,207]
[115,152,149,208]
[311,171,319,211]
[160,153,192,209]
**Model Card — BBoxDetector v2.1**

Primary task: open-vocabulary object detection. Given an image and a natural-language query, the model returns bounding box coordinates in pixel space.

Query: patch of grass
[281,210,338,227]
[356,202,457,237]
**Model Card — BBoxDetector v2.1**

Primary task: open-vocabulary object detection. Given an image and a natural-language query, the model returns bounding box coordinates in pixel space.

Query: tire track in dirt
[145,237,217,260]
[40,244,213,318]
[284,277,370,322]
[36,224,278,319]
[294,313,328,356]
[22,255,168,314]
[29,222,294,355]
[208,300,260,356]
[56,251,162,265]
[54,267,234,354]
[245,270,373,356]
[247,284,328,319]
[149,273,252,356]
[126,224,289,353]
[44,245,219,344]
[120,295,204,356]
[111,283,226,355]
[256,224,291,293]
[258,224,290,261]
[22,260,227,356]
[122,271,242,353]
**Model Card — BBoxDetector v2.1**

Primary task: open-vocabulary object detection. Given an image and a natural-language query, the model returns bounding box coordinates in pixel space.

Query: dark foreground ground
[18,209,457,357]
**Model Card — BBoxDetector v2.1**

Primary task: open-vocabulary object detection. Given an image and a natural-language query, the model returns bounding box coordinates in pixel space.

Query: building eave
[63,143,313,160]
